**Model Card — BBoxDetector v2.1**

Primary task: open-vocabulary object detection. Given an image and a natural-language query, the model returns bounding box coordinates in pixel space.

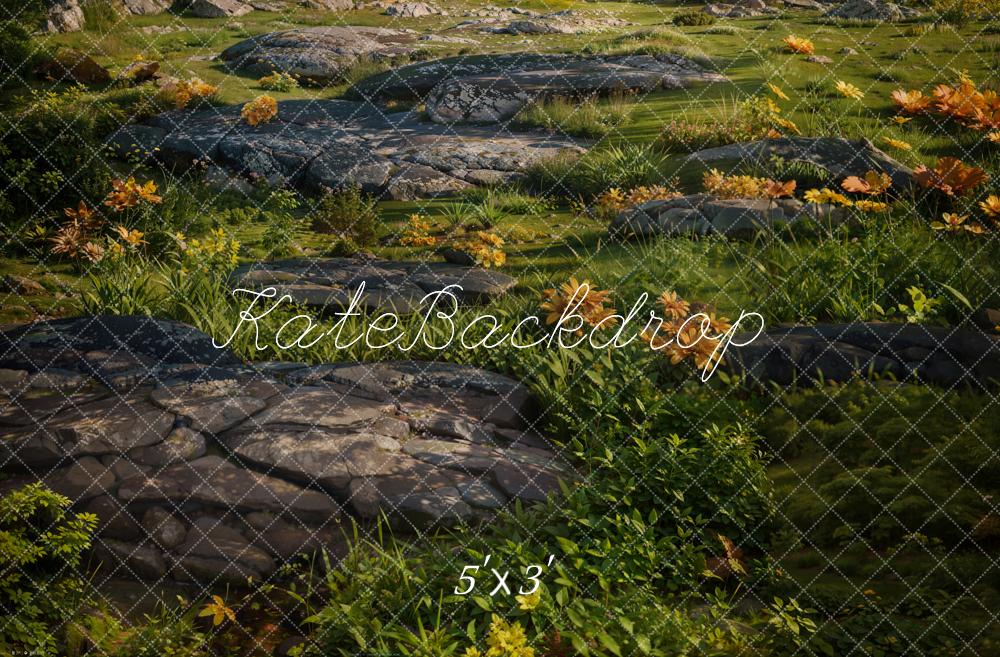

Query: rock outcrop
[0,316,569,584]
[824,0,919,21]
[43,0,85,33]
[352,53,726,123]
[610,193,850,239]
[34,48,111,84]
[454,8,631,34]
[727,323,1000,388]
[189,0,253,17]
[108,99,584,199]
[220,26,417,84]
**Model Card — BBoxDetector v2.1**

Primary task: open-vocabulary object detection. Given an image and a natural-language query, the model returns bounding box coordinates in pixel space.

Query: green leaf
[597,631,622,656]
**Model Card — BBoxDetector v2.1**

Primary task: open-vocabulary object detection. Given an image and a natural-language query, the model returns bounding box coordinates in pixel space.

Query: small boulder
[189,0,252,17]
[300,0,353,8]
[35,48,111,84]
[116,60,160,86]
[142,507,188,549]
[121,0,171,14]
[43,0,85,33]
[94,538,168,579]
[385,2,440,17]
[2,275,44,296]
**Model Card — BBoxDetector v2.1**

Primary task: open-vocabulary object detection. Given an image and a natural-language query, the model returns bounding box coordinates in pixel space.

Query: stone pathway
[109,99,584,199]
[352,53,726,123]
[728,323,1000,388]
[0,316,568,584]
[610,193,850,239]
[232,256,519,313]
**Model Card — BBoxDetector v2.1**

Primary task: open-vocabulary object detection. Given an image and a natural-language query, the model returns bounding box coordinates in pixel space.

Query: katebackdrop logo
[215,282,766,382]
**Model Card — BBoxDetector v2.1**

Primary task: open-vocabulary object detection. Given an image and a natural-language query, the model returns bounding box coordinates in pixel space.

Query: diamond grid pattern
[1,0,999,655]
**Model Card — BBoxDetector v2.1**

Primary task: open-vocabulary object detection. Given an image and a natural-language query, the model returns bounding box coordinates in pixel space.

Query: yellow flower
[803,188,853,206]
[891,116,912,125]
[979,194,1000,218]
[464,648,483,657]
[931,212,979,233]
[988,131,1000,143]
[485,615,534,657]
[767,82,789,101]
[854,199,889,212]
[882,137,912,151]
[515,589,541,611]
[774,116,801,135]
[835,80,865,100]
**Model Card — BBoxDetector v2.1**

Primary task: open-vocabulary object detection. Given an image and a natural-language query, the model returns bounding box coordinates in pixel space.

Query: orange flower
[841,171,892,196]
[659,290,690,320]
[914,157,989,196]
[114,224,147,247]
[241,95,278,127]
[979,194,1000,219]
[891,89,931,114]
[764,179,797,199]
[783,35,815,55]
[539,277,616,333]
[105,177,160,211]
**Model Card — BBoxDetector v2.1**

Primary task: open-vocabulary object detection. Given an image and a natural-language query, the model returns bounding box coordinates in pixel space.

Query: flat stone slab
[686,137,914,192]
[1,317,568,584]
[108,99,584,199]
[610,193,850,239]
[352,53,726,123]
[726,323,1000,388]
[454,8,632,35]
[231,257,518,313]
[220,26,418,84]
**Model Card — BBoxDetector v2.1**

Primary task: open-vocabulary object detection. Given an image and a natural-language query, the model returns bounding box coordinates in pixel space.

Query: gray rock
[221,26,415,83]
[142,507,188,549]
[94,538,167,579]
[171,521,275,584]
[118,456,340,520]
[394,486,472,526]
[494,461,561,503]
[151,381,268,434]
[385,2,440,17]
[85,495,143,541]
[806,55,834,64]
[418,54,725,124]
[189,0,252,17]
[130,427,206,467]
[726,323,1000,387]
[43,0,84,33]
[457,480,507,509]
[301,0,353,8]
[109,99,583,199]
[121,0,171,14]
[825,0,919,21]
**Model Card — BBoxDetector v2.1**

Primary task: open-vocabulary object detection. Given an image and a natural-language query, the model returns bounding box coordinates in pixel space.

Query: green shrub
[309,185,380,250]
[672,10,716,26]
[0,484,97,656]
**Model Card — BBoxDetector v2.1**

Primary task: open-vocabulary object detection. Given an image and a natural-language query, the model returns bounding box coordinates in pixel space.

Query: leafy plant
[309,185,379,251]
[0,484,97,657]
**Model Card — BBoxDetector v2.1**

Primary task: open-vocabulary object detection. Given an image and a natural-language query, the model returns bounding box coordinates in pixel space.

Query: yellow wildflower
[835,80,865,100]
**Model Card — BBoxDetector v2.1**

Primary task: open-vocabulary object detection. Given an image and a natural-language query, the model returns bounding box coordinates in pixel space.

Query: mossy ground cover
[2,1,1000,655]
